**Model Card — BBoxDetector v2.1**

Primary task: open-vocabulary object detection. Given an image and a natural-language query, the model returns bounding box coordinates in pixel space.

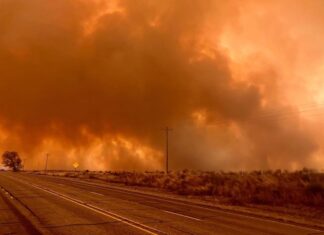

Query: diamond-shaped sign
[73,162,79,169]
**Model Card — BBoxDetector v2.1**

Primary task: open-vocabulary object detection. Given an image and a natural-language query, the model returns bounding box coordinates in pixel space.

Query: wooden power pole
[44,153,49,173]
[163,127,172,173]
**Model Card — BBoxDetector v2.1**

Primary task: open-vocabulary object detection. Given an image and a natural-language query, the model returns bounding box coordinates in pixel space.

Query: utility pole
[44,153,49,173]
[163,127,172,173]
[22,158,26,171]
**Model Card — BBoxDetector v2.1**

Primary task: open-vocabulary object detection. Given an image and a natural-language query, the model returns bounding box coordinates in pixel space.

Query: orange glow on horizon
[1,0,324,170]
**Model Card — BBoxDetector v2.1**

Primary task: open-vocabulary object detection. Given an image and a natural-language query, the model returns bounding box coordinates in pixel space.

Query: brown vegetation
[34,169,324,208]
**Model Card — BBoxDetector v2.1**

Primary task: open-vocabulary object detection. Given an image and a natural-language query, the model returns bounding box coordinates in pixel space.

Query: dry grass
[34,169,324,208]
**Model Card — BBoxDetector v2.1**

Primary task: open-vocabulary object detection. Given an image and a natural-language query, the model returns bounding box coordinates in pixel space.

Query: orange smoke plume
[0,0,324,170]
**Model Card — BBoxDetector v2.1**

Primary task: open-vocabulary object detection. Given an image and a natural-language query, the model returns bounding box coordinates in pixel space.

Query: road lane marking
[90,191,104,196]
[25,183,165,235]
[163,210,201,221]
[7,174,323,233]
[55,179,321,232]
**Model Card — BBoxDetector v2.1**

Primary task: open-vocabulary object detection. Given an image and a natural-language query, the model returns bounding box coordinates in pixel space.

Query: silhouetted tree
[2,151,22,171]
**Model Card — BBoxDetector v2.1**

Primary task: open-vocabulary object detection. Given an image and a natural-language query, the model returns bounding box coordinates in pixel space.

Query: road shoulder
[0,182,52,235]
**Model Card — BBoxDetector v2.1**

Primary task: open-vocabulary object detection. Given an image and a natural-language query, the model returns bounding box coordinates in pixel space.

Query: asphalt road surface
[0,172,322,235]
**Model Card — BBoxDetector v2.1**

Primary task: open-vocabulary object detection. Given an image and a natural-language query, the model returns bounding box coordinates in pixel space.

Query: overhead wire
[209,102,324,127]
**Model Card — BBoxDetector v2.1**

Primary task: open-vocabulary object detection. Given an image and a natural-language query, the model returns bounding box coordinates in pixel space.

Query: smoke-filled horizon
[1,0,324,171]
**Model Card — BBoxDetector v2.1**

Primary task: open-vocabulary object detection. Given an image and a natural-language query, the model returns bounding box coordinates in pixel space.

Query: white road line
[65,180,320,232]
[27,183,165,235]
[90,191,104,196]
[7,174,322,233]
[163,210,201,221]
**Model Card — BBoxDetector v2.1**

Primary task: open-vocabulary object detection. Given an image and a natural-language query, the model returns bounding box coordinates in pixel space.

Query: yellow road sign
[73,162,79,169]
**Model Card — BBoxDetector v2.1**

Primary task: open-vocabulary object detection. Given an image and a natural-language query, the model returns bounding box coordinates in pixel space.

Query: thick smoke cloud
[0,0,323,170]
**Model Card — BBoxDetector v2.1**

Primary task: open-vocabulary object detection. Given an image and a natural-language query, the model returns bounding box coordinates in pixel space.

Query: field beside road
[29,169,324,227]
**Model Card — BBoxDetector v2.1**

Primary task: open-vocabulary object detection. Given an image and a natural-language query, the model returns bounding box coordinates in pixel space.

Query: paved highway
[0,172,322,235]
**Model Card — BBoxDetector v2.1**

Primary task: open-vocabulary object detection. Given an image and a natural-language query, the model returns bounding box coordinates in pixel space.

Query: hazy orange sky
[1,0,324,171]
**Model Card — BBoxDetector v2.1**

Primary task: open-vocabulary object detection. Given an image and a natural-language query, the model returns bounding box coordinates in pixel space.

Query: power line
[210,103,324,127]
[251,102,324,117]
